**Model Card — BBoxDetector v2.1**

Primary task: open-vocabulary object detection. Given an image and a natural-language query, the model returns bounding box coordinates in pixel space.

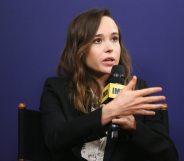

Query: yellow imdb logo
[101,83,125,103]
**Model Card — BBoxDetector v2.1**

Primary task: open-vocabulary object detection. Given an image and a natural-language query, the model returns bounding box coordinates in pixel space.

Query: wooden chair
[18,103,51,161]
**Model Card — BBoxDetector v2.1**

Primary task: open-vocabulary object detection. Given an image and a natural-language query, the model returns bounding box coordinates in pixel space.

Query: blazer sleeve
[131,79,179,161]
[39,77,106,152]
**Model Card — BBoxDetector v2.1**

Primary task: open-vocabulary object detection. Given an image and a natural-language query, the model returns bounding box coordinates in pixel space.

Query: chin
[108,65,114,71]
[94,66,113,76]
[103,67,113,74]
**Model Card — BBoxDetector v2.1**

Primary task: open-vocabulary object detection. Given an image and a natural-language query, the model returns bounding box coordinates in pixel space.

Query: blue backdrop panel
[0,0,183,160]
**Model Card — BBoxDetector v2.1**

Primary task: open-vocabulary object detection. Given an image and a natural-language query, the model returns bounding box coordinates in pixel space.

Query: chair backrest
[18,103,51,161]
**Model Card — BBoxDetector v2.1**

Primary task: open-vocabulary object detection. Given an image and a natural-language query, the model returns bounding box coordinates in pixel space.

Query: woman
[40,8,178,161]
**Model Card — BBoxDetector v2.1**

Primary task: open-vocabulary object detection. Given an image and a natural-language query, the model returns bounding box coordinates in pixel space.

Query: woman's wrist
[101,103,116,125]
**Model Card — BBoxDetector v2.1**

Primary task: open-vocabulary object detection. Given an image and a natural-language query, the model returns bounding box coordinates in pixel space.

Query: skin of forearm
[101,102,117,125]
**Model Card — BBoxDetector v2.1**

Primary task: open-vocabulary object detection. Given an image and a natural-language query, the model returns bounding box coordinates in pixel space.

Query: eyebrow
[94,32,119,37]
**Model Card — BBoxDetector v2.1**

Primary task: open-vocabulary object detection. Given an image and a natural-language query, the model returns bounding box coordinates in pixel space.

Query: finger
[115,115,134,119]
[123,76,137,91]
[134,87,162,97]
[134,109,156,116]
[112,117,136,129]
[112,118,130,128]
[135,103,168,110]
[135,96,166,104]
[112,117,127,124]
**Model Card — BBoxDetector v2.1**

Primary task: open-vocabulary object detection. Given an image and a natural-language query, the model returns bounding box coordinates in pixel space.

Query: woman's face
[85,16,121,77]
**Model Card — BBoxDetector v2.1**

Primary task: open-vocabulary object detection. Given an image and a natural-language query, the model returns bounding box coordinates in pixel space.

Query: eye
[112,36,119,42]
[93,38,102,44]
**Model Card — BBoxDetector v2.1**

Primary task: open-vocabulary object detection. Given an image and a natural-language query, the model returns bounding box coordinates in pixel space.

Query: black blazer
[39,77,178,161]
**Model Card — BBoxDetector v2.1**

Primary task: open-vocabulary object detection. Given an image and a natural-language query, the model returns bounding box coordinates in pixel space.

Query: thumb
[124,76,137,91]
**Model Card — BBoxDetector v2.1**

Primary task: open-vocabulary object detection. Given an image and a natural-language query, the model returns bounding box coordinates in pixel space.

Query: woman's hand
[109,76,166,117]
[101,76,167,125]
[112,115,136,130]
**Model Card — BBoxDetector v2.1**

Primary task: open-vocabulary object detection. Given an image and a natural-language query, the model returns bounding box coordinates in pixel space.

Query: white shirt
[81,106,107,161]
[81,136,107,161]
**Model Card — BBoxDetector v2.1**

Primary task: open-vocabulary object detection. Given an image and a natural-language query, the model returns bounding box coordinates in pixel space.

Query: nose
[104,40,113,53]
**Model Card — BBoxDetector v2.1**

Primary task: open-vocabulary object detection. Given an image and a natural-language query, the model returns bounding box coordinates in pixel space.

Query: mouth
[103,57,115,62]
[102,57,115,65]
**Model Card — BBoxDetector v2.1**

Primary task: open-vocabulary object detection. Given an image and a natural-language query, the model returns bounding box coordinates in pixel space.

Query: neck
[95,74,109,91]
[90,74,109,101]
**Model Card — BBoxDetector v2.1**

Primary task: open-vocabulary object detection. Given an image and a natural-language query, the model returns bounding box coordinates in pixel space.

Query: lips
[103,57,115,62]
[102,57,115,65]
